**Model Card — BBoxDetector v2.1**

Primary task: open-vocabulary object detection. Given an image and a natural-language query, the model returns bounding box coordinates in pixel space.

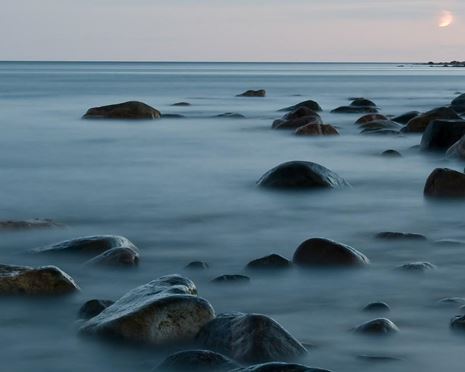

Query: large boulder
[292,238,369,267]
[420,119,465,151]
[231,363,330,372]
[84,247,139,267]
[196,313,307,363]
[0,264,79,295]
[403,107,460,133]
[237,90,266,97]
[154,350,239,372]
[80,275,215,345]
[83,101,161,120]
[451,93,465,114]
[392,111,420,124]
[424,168,465,198]
[446,135,465,159]
[257,161,349,189]
[295,124,339,136]
[279,100,322,112]
[272,108,322,130]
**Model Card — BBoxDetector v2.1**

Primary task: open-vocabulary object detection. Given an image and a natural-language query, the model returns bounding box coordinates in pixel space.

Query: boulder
[154,350,239,372]
[0,264,79,295]
[355,114,387,125]
[331,106,378,114]
[361,128,400,136]
[83,101,161,120]
[231,363,330,372]
[446,135,465,159]
[246,254,292,270]
[196,313,307,363]
[292,238,369,267]
[381,150,402,157]
[451,315,465,331]
[362,302,391,313]
[354,318,399,335]
[257,161,349,189]
[397,262,436,273]
[451,93,465,114]
[185,261,209,270]
[80,275,215,345]
[420,119,465,151]
[272,111,322,130]
[279,100,322,112]
[295,124,339,136]
[350,98,377,107]
[216,113,246,119]
[403,107,460,133]
[171,102,191,106]
[78,299,114,320]
[237,90,266,97]
[436,297,465,307]
[212,275,250,284]
[375,232,427,240]
[358,120,401,131]
[84,247,139,267]
[392,111,420,124]
[424,168,465,198]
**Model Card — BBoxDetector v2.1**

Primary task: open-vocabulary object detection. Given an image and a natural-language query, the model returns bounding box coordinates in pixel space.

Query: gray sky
[0,0,463,62]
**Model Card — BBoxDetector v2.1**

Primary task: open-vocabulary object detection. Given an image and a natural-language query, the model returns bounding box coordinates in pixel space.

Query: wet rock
[355,114,388,125]
[83,101,161,120]
[331,106,378,114]
[282,107,320,121]
[34,235,137,256]
[420,119,465,151]
[375,232,427,241]
[0,219,63,230]
[403,107,460,133]
[246,254,292,270]
[185,261,209,270]
[279,100,322,112]
[154,350,239,372]
[424,168,465,198]
[231,362,330,372]
[362,302,391,313]
[212,275,250,284]
[434,239,465,246]
[381,150,402,157]
[196,312,307,363]
[446,135,465,159]
[350,98,377,107]
[358,120,401,131]
[257,161,349,189]
[237,90,266,97]
[80,274,215,345]
[78,299,114,320]
[171,102,191,106]
[392,111,420,124]
[450,315,465,331]
[84,247,139,267]
[361,128,400,136]
[451,93,465,114]
[0,264,79,295]
[272,110,322,130]
[354,318,399,335]
[216,113,246,119]
[397,262,436,273]
[292,238,369,267]
[436,297,465,307]
[357,354,402,363]
[295,124,339,136]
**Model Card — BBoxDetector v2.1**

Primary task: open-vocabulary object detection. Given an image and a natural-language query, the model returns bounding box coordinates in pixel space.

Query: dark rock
[436,297,465,307]
[282,107,320,121]
[212,275,250,284]
[216,113,246,119]
[185,261,209,270]
[450,315,465,331]
[381,150,402,157]
[403,107,460,133]
[397,262,436,273]
[196,312,307,363]
[424,168,465,198]
[0,219,63,230]
[350,98,377,107]
[0,264,79,295]
[354,318,399,335]
[257,161,349,189]
[272,111,322,130]
[171,102,191,106]
[78,299,114,320]
[392,111,420,124]
[237,90,266,98]
[355,114,388,125]
[83,101,161,120]
[154,350,239,372]
[375,232,427,241]
[279,100,322,112]
[295,124,339,136]
[451,93,465,114]
[446,135,465,159]
[332,106,378,114]
[231,362,330,372]
[420,119,465,151]
[362,302,391,313]
[361,128,400,136]
[358,120,401,131]
[80,275,215,345]
[34,235,137,256]
[292,238,369,267]
[161,114,185,119]
[246,254,292,270]
[84,247,139,267]
[357,355,402,363]
[434,239,465,246]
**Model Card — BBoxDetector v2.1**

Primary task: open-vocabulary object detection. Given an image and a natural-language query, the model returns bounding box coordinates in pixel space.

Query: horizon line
[0,60,422,64]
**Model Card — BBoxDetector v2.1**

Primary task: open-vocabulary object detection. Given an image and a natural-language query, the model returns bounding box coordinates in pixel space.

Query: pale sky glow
[0,0,464,62]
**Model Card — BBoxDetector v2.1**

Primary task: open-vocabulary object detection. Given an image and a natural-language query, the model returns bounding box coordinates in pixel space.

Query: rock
[403,107,460,133]
[230,362,330,372]
[34,235,137,256]
[292,238,369,267]
[196,313,307,363]
[354,318,399,335]
[246,254,292,270]
[361,128,400,136]
[272,109,323,130]
[446,135,465,159]
[185,261,209,270]
[381,150,402,157]
[420,119,465,151]
[436,297,465,307]
[451,93,465,114]
[78,299,114,320]
[257,161,349,189]
[279,100,322,112]
[450,315,465,331]
[0,264,79,295]
[171,102,191,106]
[392,111,420,124]
[0,219,63,230]
[212,275,250,284]
[154,350,239,372]
[357,355,402,363]
[355,114,387,125]
[358,120,401,131]
[83,101,161,120]
[350,98,377,107]
[80,274,215,345]
[424,168,465,198]
[397,262,436,273]
[295,124,339,136]
[332,106,378,114]
[434,239,465,246]
[375,232,427,241]
[362,302,391,313]
[237,90,266,97]
[216,113,246,119]
[84,247,139,267]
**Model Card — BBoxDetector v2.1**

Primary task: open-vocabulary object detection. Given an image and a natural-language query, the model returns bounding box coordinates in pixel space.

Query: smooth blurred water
[1,62,465,372]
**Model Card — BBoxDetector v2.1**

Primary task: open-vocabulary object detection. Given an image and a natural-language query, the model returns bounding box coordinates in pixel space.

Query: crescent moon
[438,10,454,28]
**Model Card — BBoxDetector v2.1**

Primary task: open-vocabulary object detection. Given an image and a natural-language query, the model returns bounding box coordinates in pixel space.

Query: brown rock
[424,168,465,198]
[295,124,339,136]
[83,101,161,120]
[403,107,460,133]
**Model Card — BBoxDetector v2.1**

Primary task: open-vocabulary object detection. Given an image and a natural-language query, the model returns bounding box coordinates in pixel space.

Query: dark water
[1,62,465,371]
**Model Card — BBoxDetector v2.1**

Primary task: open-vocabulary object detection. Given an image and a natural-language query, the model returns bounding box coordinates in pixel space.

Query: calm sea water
[1,62,465,372]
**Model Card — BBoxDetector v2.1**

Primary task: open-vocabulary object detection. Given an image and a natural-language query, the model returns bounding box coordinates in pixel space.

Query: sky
[0,0,464,62]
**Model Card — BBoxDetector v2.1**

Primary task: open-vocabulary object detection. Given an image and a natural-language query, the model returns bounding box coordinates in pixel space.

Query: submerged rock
[171,102,191,106]
[375,232,427,240]
[257,161,349,189]
[78,299,114,320]
[451,93,465,114]
[83,101,161,120]
[436,297,465,308]
[0,219,63,230]
[237,90,266,97]
[361,128,400,136]
[446,135,465,159]
[354,318,399,335]
[424,168,465,198]
[350,98,377,107]
[279,100,322,112]
[0,264,79,295]
[355,114,387,125]
[332,106,378,114]
[450,315,465,331]
[272,109,322,130]
[196,312,307,363]
[246,254,292,270]
[397,262,436,273]
[420,119,465,151]
[295,124,339,136]
[216,113,246,119]
[185,261,209,270]
[381,150,402,157]
[403,107,460,133]
[292,238,369,267]
[358,120,401,131]
[362,302,391,313]
[161,113,185,119]
[155,350,239,372]
[84,247,139,267]
[212,275,250,284]
[392,111,420,124]
[231,362,330,372]
[80,275,215,345]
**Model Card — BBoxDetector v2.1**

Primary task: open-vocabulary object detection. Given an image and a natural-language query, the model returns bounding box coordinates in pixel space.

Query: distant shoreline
[418,61,465,68]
